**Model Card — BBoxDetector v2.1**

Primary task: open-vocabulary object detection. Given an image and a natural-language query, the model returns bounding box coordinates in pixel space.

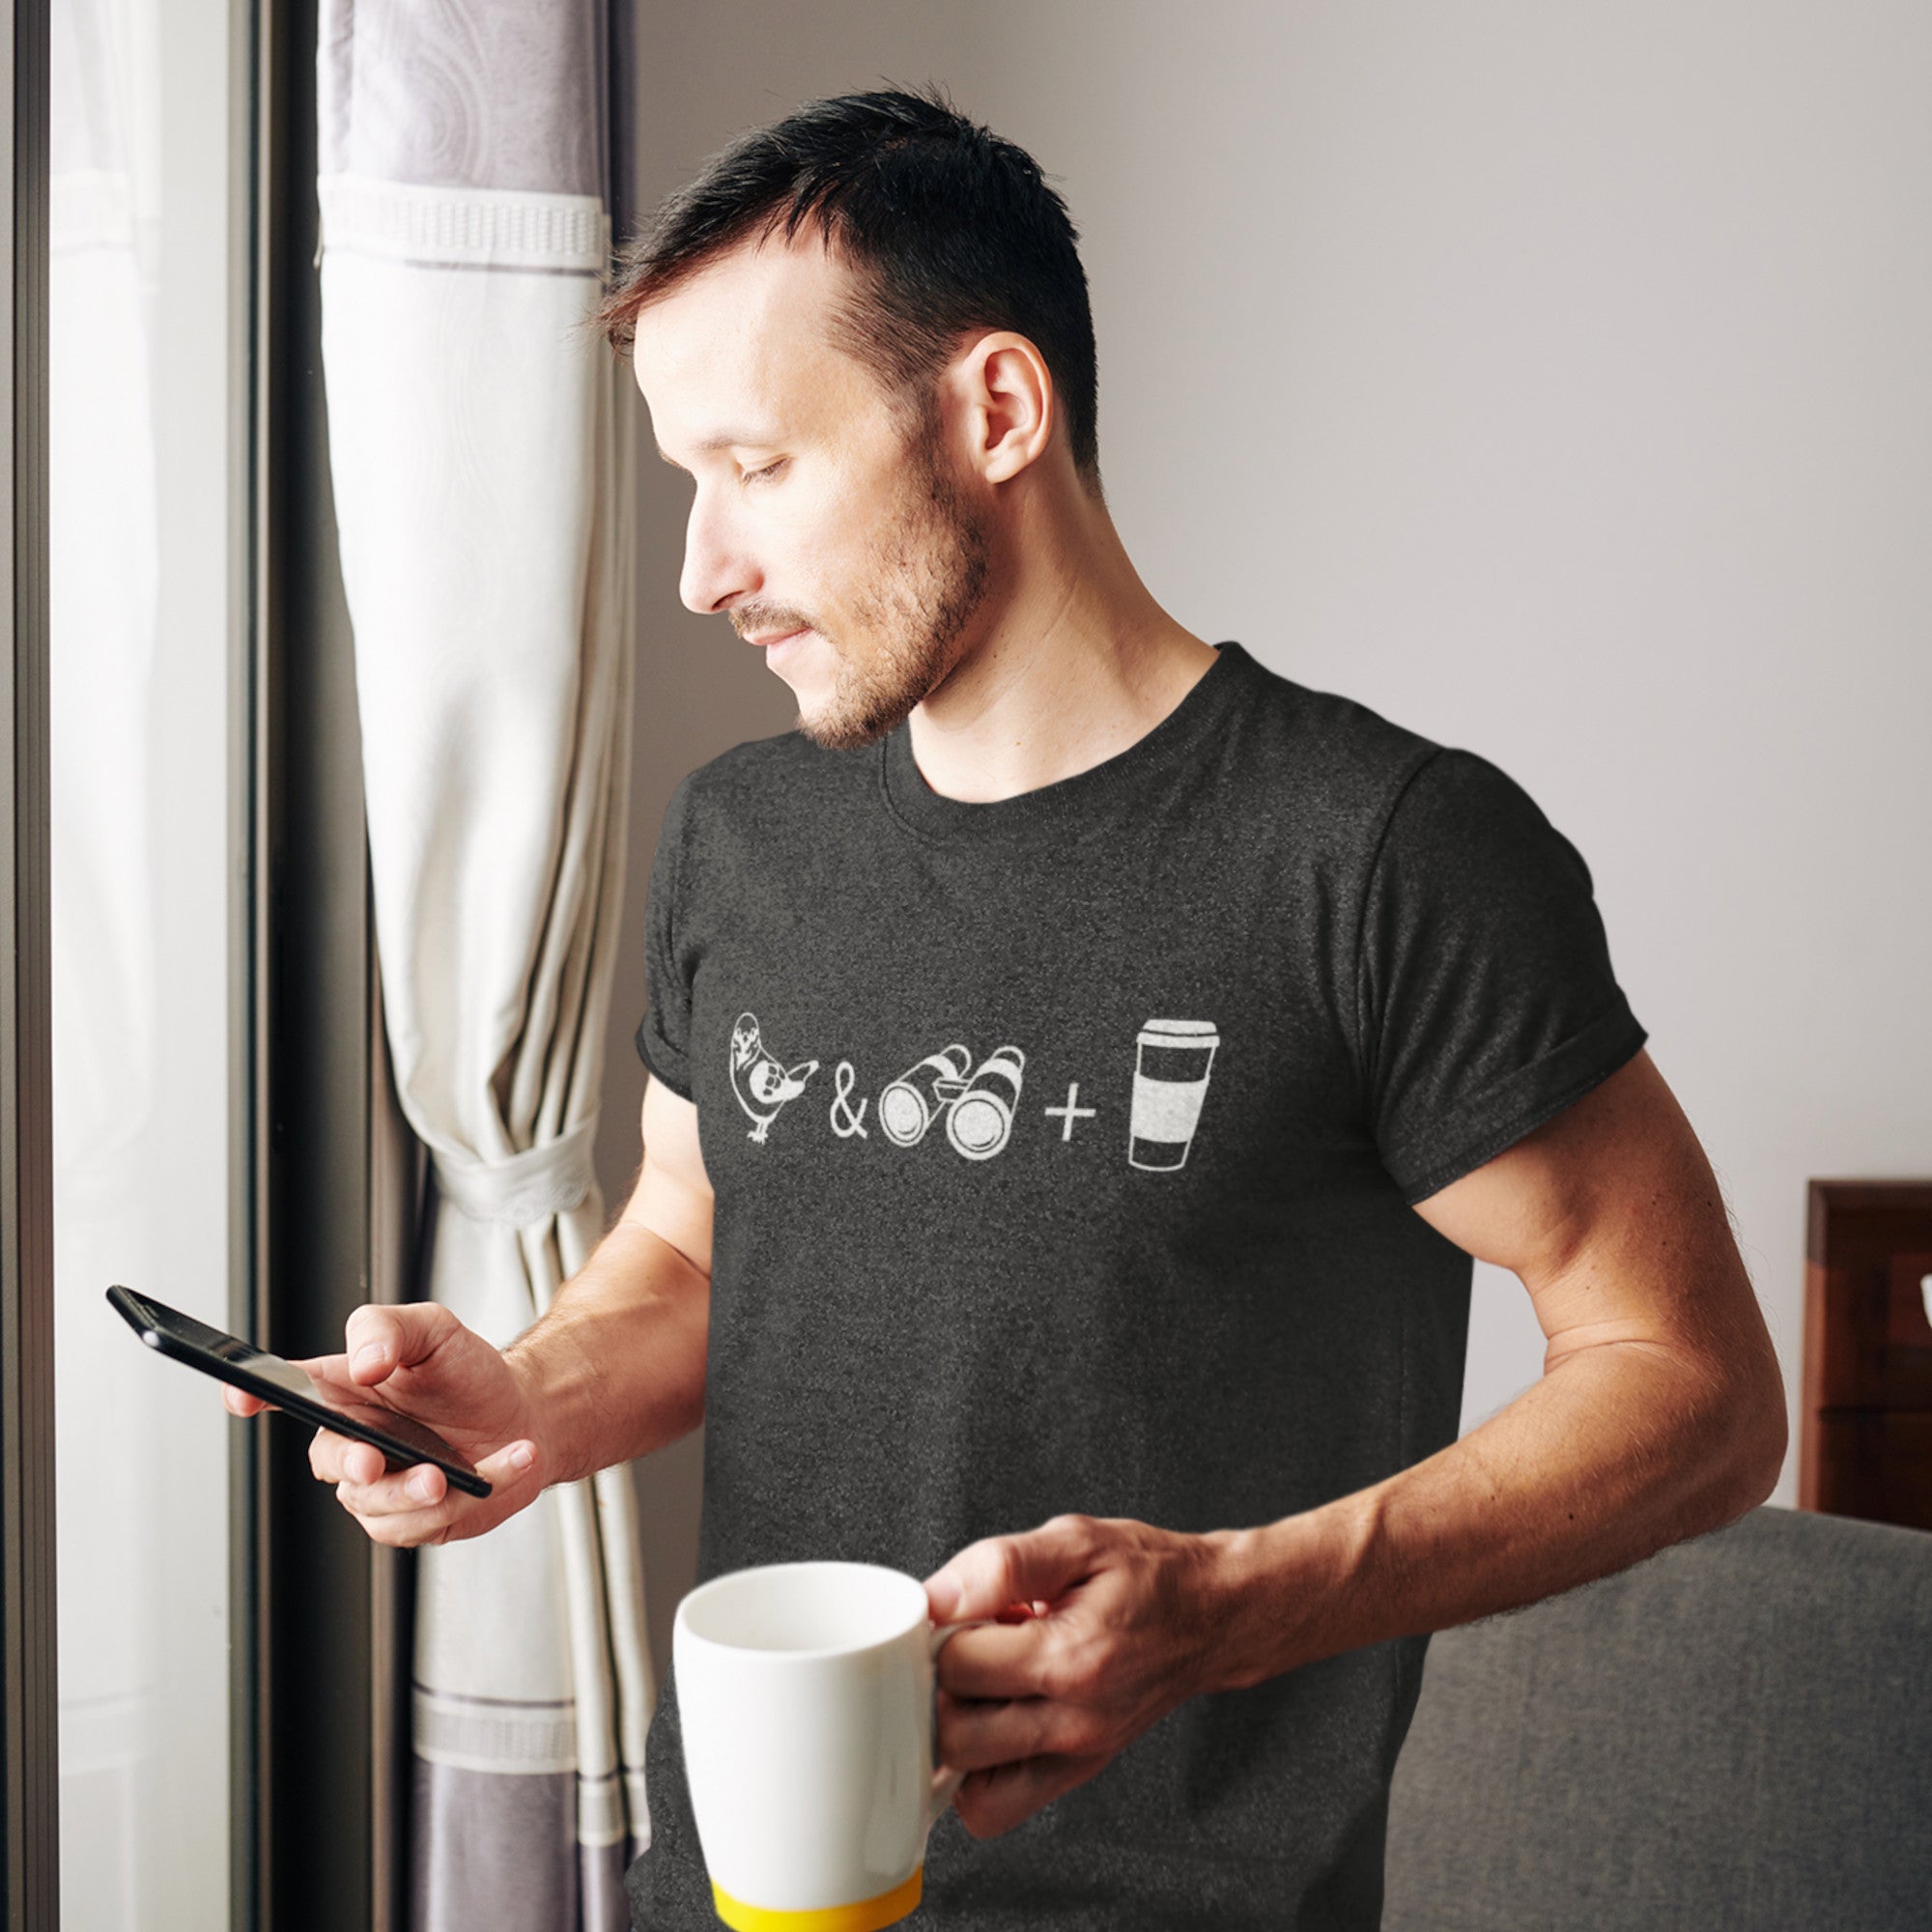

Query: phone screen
[106,1284,491,1497]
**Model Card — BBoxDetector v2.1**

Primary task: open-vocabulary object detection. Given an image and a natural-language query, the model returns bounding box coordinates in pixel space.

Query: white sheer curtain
[49,0,164,1917]
[316,5,650,1926]
[52,0,239,1920]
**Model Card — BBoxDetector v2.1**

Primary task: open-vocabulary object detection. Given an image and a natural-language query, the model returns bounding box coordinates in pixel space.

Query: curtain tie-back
[433,1120,597,1228]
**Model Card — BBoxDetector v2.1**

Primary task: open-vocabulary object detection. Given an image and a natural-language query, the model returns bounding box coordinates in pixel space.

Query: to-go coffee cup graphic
[1128,1019,1219,1171]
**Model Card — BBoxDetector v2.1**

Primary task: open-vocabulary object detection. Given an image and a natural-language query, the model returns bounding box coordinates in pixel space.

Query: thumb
[343,1300,464,1384]
[924,1514,1100,1624]
[473,1436,541,1495]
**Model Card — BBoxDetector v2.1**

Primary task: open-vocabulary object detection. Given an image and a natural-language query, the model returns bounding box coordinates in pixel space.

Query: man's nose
[678,492,758,616]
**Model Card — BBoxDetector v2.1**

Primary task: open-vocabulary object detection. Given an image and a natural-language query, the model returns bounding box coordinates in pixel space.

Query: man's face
[632,232,994,751]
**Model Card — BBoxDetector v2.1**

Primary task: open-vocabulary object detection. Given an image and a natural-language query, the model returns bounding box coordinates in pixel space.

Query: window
[11,3,397,1924]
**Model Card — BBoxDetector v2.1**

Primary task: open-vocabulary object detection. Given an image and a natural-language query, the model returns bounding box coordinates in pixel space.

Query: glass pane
[48,0,245,1922]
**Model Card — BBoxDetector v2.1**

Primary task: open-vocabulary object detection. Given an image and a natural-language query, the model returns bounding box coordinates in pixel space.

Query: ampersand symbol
[829,1060,869,1139]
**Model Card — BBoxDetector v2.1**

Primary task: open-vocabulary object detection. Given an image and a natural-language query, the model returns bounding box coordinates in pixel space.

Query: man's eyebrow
[654,431,781,469]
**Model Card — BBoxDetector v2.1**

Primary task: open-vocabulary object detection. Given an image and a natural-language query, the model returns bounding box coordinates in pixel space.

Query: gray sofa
[1383,1503,1932,1930]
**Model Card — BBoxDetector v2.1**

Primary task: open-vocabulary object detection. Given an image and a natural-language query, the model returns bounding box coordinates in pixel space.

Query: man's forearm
[1204,1338,1786,1693]
[502,1217,709,1486]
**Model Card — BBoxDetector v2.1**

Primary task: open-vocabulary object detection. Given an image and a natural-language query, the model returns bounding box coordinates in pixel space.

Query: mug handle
[923,1618,998,1834]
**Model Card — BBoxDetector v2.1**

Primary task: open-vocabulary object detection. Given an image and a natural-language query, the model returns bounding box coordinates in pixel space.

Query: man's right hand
[226,1074,716,1545]
[222,1301,548,1547]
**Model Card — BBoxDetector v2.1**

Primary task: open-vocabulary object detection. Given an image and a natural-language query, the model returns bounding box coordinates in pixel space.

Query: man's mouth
[752,626,813,664]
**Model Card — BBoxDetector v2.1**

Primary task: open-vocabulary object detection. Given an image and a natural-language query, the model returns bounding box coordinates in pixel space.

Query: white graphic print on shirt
[1043,1081,1097,1141]
[877,1043,972,1147]
[731,1017,1220,1167]
[874,1042,1027,1160]
[1127,1019,1220,1171]
[938,1044,1026,1160]
[827,1060,869,1138]
[726,1011,819,1143]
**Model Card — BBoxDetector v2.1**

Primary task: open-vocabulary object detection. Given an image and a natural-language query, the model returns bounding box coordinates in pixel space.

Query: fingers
[321,1435,541,1548]
[341,1300,464,1387]
[223,1385,273,1418]
[952,1750,1114,1841]
[931,1620,1050,1700]
[298,1422,436,1494]
[307,1427,372,1486]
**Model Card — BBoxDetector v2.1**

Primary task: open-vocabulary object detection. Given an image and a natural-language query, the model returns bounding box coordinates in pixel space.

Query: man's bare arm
[504,1072,715,1486]
[1208,1047,1788,1689]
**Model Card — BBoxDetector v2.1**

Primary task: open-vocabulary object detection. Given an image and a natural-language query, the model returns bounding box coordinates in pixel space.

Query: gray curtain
[316,6,650,1928]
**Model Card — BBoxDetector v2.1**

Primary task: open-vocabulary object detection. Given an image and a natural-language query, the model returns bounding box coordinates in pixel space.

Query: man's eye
[745,458,787,484]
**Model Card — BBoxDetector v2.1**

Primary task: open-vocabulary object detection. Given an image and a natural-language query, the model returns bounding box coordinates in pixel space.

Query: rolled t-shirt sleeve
[1355,747,1648,1206]
[634,775,696,1101]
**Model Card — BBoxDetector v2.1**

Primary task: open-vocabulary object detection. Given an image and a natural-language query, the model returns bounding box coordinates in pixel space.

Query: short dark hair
[590,82,1102,494]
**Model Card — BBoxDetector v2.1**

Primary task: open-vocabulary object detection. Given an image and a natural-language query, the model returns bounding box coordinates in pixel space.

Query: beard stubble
[794,423,994,753]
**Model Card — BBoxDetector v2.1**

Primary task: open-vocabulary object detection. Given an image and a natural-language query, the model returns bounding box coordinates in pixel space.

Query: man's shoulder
[1224,647,1446,825]
[1231,653,1595,884]
[666,727,868,833]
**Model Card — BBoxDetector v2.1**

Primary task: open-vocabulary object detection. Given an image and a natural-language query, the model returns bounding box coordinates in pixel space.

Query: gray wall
[595,1,1932,1684]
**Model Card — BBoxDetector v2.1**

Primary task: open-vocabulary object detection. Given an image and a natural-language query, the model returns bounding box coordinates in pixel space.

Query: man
[231,85,1785,1927]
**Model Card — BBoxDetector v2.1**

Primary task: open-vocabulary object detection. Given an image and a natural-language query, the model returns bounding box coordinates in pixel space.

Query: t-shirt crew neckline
[876,639,1256,849]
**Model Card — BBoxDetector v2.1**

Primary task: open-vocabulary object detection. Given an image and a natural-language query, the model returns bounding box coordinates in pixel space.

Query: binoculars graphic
[878,1043,1026,1160]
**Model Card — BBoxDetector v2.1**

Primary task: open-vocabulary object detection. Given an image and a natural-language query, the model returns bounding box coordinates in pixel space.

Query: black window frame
[1,0,56,1919]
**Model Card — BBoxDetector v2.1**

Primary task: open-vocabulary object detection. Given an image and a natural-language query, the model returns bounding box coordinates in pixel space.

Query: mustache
[731,610,815,642]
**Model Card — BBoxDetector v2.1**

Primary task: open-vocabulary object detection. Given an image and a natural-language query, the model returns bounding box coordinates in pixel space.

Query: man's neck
[902,511,1220,805]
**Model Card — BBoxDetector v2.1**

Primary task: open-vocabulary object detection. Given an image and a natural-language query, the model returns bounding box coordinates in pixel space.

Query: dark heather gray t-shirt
[623,639,1646,1930]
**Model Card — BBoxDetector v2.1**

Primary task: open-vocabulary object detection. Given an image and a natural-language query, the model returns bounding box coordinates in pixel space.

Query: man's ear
[957,329,1055,485]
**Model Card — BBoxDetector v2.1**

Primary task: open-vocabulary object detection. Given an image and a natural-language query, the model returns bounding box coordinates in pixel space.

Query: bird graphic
[727,1011,819,1144]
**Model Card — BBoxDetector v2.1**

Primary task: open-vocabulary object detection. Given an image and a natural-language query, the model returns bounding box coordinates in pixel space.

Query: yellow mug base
[711,1864,923,1931]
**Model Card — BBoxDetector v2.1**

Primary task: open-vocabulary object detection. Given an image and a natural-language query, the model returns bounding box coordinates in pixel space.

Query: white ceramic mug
[673,1560,994,1929]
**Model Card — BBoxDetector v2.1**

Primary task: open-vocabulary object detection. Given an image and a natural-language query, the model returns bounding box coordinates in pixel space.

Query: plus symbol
[1044,1082,1096,1143]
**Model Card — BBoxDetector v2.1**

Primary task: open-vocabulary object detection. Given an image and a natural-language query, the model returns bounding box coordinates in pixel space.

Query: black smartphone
[106,1284,492,1499]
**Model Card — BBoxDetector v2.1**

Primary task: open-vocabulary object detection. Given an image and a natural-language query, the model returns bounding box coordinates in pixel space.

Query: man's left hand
[922,1512,1239,1839]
